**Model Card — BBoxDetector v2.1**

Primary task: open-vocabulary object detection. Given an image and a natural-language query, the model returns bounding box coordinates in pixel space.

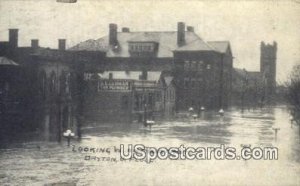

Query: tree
[286,64,300,129]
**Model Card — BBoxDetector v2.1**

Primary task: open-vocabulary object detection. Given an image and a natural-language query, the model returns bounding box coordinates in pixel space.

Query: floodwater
[0,106,299,186]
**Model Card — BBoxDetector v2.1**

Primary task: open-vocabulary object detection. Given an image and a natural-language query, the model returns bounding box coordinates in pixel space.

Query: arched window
[39,70,47,100]
[60,71,66,95]
[60,71,70,95]
[49,71,57,96]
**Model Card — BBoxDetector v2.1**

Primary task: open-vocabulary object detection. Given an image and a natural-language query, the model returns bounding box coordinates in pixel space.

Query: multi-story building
[0,22,235,140]
[70,22,233,112]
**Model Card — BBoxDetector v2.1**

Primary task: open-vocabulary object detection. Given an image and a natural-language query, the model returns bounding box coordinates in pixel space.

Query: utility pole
[272,127,280,142]
[219,54,224,111]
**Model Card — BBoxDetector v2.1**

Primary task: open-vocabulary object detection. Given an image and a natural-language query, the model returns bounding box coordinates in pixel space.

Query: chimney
[187,26,194,32]
[58,39,66,50]
[122,27,130,32]
[177,22,185,46]
[273,41,277,51]
[9,29,18,48]
[109,23,118,46]
[31,39,39,48]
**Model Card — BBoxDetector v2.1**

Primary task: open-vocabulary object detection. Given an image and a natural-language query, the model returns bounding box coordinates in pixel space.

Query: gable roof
[233,68,261,80]
[207,41,230,54]
[174,39,215,52]
[69,31,217,58]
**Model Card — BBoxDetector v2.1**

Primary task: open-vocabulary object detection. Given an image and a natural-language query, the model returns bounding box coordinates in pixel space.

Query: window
[134,95,139,111]
[39,71,47,100]
[121,95,129,110]
[148,93,153,109]
[191,61,197,69]
[207,64,211,70]
[198,61,204,71]
[191,80,195,88]
[184,78,190,88]
[60,71,71,95]
[129,42,155,53]
[184,60,190,70]
[49,71,56,95]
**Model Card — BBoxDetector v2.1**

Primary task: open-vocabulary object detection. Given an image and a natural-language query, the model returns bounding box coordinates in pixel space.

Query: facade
[32,48,78,141]
[0,57,25,139]
[174,40,233,111]
[232,68,264,108]
[0,29,106,141]
[83,71,174,123]
[70,22,234,112]
[0,30,42,140]
[30,47,106,140]
[161,75,176,118]
[0,22,235,140]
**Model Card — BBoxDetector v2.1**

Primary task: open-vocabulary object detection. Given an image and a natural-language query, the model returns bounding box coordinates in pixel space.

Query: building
[0,22,235,140]
[70,22,233,112]
[232,68,263,108]
[0,29,42,140]
[160,74,176,118]
[174,38,233,111]
[0,57,25,140]
[232,41,277,108]
[83,70,175,123]
[0,29,107,141]
[260,41,277,103]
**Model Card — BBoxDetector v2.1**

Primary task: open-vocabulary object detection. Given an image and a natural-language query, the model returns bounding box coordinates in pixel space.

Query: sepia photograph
[0,0,299,185]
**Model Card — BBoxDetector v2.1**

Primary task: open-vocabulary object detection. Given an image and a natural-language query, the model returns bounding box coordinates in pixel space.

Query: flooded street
[1,106,299,186]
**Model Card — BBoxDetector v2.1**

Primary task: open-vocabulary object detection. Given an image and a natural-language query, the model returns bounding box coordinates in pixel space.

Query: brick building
[70,22,233,112]
[0,22,235,140]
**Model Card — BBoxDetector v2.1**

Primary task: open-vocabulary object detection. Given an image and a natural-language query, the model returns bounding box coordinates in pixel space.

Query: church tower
[260,41,277,102]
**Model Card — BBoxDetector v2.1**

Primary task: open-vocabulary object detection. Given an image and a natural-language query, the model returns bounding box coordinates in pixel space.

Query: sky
[0,0,299,82]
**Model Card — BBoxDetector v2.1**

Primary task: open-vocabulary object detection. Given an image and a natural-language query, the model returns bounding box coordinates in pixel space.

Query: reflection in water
[0,107,299,186]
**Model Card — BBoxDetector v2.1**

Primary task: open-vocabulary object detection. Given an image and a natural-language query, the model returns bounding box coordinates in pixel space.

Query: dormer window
[128,42,158,57]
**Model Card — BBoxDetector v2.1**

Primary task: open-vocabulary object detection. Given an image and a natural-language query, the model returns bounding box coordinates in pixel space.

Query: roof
[0,57,19,66]
[234,68,247,77]
[128,33,160,43]
[247,71,261,80]
[233,68,261,80]
[69,31,217,58]
[98,71,162,82]
[207,41,230,53]
[175,39,216,52]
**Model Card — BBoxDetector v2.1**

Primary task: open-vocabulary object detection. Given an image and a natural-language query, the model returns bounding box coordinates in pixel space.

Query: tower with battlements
[260,41,277,103]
